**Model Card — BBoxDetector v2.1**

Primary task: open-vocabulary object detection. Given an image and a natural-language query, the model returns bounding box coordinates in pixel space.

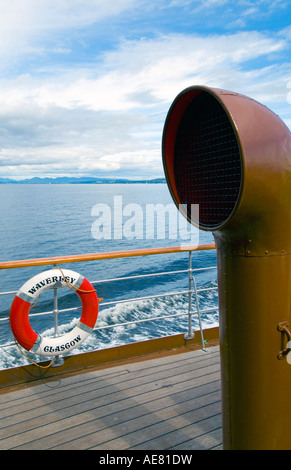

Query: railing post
[51,282,64,367]
[184,251,194,340]
[184,251,207,350]
[53,286,58,337]
[191,274,207,352]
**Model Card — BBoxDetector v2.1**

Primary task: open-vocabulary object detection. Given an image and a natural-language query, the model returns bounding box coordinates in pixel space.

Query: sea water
[0,184,218,369]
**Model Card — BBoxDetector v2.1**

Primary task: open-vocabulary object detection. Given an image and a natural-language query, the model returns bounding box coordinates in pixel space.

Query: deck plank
[0,345,222,450]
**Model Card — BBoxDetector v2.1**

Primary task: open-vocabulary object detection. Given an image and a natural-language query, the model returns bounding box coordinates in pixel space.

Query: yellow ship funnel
[162,85,291,450]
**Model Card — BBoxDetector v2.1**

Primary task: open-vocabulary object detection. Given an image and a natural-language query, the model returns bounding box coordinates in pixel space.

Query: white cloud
[0,0,136,35]
[0,26,290,179]
[0,0,136,64]
[2,31,286,109]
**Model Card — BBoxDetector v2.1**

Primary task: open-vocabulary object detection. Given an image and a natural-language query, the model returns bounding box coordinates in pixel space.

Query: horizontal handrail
[0,243,215,269]
[0,285,218,324]
[0,264,217,321]
[0,306,219,350]
[0,265,217,297]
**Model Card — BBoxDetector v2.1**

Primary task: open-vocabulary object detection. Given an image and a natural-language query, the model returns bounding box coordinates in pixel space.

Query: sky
[0,0,291,180]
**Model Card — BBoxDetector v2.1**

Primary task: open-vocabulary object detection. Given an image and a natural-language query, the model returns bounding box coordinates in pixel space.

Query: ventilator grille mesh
[174,92,242,228]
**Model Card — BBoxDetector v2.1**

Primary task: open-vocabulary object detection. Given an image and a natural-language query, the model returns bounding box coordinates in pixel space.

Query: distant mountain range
[0,176,166,184]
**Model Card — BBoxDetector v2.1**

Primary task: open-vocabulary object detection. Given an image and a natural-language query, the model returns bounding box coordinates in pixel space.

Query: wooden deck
[0,345,222,450]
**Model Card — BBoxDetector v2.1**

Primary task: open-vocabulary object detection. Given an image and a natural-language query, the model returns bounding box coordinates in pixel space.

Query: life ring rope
[14,341,57,369]
[55,267,97,294]
[10,267,100,363]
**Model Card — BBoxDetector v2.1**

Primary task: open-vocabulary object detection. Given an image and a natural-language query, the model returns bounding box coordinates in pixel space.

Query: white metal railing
[0,244,218,366]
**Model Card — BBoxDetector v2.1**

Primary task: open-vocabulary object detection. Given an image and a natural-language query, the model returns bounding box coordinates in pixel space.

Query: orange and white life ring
[10,268,99,357]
